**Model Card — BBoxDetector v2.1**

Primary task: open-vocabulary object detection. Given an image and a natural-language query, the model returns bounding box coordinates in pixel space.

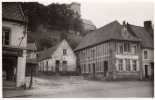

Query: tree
[22,2,83,33]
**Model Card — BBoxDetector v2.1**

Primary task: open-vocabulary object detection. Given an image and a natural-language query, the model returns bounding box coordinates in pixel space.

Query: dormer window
[2,27,10,45]
[63,49,67,55]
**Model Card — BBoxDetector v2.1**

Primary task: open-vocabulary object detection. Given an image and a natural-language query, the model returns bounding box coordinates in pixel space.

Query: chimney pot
[144,21,152,29]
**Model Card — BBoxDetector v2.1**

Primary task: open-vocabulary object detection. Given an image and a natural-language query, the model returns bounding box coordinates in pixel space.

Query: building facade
[75,21,143,80]
[2,2,28,87]
[129,21,154,80]
[38,39,77,74]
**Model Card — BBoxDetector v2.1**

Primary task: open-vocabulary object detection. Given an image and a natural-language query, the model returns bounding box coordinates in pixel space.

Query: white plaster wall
[52,40,76,71]
[3,21,27,87]
[3,21,27,47]
[16,50,26,87]
[142,49,154,61]
[39,40,76,72]
[142,49,154,77]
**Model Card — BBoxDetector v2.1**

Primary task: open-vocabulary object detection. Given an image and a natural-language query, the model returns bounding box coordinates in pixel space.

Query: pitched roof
[27,43,37,51]
[2,2,27,23]
[128,24,153,49]
[75,20,140,51]
[38,42,60,61]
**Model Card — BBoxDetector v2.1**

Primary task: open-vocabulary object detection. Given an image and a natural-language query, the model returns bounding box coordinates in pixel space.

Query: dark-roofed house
[75,20,142,80]
[128,21,154,80]
[38,39,76,74]
[2,2,28,87]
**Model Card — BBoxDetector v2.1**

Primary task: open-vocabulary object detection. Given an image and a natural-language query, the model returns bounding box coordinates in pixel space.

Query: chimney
[122,20,128,30]
[144,21,153,30]
[144,21,153,38]
[123,20,126,26]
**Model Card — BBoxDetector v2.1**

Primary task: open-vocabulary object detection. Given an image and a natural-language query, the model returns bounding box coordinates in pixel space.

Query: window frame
[126,59,131,71]
[118,59,123,71]
[2,27,11,46]
[63,49,67,55]
[132,60,137,71]
[144,50,148,59]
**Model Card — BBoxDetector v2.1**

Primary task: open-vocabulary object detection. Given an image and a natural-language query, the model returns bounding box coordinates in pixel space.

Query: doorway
[62,61,67,72]
[145,65,149,78]
[104,61,108,77]
[55,60,60,73]
[92,63,95,79]
[3,56,17,88]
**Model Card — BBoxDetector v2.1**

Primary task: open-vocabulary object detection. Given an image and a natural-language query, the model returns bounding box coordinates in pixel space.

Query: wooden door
[55,60,60,73]
[104,61,108,77]
[145,65,148,78]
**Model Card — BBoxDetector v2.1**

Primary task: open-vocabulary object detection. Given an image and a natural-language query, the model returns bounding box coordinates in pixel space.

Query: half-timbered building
[75,21,142,80]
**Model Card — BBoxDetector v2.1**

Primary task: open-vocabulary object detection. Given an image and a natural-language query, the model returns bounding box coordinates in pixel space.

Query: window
[132,60,137,71]
[144,50,148,59]
[96,62,99,72]
[124,43,130,52]
[62,61,67,71]
[131,45,137,54]
[91,49,95,57]
[2,27,10,45]
[118,44,123,54]
[63,49,67,55]
[126,59,131,71]
[46,61,48,71]
[118,59,123,71]
[83,64,86,73]
[88,64,91,73]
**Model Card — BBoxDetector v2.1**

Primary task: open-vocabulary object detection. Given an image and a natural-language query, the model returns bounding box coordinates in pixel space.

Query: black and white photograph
[2,0,154,98]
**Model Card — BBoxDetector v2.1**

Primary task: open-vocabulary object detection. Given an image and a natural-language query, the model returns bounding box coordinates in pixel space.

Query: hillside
[21,2,84,50]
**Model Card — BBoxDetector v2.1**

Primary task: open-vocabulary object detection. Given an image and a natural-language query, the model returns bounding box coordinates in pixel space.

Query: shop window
[126,59,131,71]
[132,60,137,71]
[118,59,123,71]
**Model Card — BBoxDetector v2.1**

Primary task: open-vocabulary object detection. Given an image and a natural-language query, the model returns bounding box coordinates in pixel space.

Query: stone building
[82,19,96,32]
[2,2,28,87]
[69,2,96,33]
[38,39,76,74]
[75,21,142,80]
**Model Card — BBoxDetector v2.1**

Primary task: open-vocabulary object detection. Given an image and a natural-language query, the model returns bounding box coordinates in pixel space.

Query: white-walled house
[129,21,154,80]
[2,2,28,87]
[38,39,76,74]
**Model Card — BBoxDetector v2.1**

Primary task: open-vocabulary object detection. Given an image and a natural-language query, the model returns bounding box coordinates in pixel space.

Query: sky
[37,0,154,28]
[5,0,153,28]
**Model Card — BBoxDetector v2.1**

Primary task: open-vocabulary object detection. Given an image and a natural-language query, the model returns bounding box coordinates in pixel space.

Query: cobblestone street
[3,75,154,98]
